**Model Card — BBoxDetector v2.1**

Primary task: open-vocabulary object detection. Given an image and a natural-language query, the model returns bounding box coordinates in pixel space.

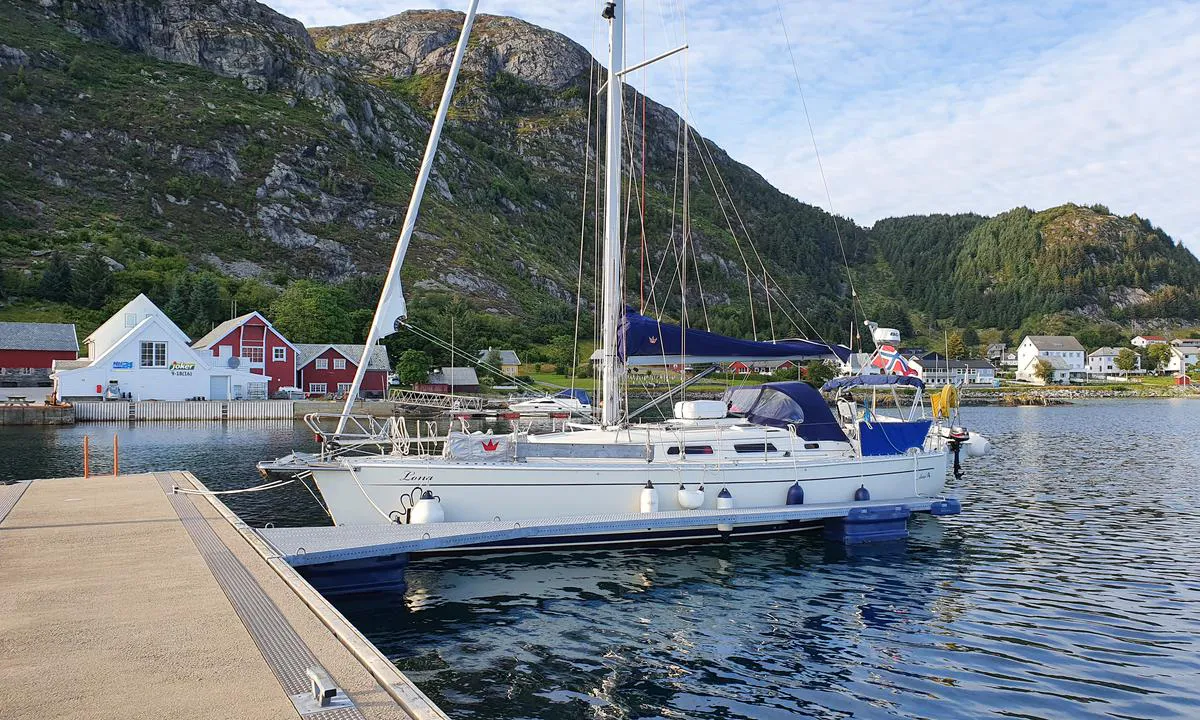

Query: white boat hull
[305,449,949,549]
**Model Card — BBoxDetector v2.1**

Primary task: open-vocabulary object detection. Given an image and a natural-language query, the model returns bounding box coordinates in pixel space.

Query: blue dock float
[256,496,962,586]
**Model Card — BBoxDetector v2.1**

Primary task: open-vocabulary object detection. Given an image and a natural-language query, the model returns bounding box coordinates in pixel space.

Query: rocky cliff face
[2,0,1197,335]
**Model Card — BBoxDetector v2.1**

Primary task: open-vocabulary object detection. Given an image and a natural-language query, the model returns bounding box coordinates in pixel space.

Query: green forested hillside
[2,0,1198,366]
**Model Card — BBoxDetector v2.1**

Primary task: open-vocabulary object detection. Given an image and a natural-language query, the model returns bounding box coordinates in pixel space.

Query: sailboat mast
[600,0,625,427]
[335,1,480,434]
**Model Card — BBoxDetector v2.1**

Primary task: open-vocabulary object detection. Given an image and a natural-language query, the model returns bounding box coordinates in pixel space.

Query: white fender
[964,431,991,458]
[639,481,659,513]
[676,484,705,510]
[716,487,734,533]
[409,492,445,524]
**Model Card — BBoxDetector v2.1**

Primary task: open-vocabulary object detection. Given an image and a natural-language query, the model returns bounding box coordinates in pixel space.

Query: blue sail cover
[724,382,849,442]
[554,388,592,405]
[621,310,850,365]
[821,375,925,392]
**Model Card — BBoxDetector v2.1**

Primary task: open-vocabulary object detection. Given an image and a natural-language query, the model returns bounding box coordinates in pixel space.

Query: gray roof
[294,343,390,371]
[1026,335,1085,352]
[191,312,259,349]
[962,359,995,369]
[52,359,90,371]
[477,348,521,366]
[428,366,480,386]
[0,322,78,352]
[1089,346,1119,357]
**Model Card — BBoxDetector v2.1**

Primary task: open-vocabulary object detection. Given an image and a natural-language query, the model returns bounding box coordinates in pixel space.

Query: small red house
[295,344,391,399]
[191,311,296,396]
[728,360,794,376]
[0,322,79,384]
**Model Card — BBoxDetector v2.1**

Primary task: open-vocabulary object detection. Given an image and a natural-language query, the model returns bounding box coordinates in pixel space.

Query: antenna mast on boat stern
[336,1,480,434]
[600,0,625,427]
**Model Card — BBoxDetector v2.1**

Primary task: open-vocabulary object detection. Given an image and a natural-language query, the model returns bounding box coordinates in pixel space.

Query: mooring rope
[172,479,294,495]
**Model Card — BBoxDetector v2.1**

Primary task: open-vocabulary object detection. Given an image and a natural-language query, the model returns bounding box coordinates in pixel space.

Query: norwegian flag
[871,345,919,377]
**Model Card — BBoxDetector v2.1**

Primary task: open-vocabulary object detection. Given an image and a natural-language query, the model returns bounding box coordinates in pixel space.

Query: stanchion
[113,433,119,477]
[83,435,90,478]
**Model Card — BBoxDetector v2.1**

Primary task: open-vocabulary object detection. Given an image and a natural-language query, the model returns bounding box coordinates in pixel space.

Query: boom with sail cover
[620,310,850,365]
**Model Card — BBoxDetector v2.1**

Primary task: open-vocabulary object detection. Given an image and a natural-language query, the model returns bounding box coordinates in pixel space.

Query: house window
[333,358,347,370]
[125,313,139,328]
[242,346,264,363]
[337,383,353,394]
[273,347,287,362]
[315,359,328,370]
[139,341,167,368]
[308,383,327,394]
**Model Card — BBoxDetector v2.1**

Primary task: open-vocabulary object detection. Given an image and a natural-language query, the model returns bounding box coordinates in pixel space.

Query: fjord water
[2,401,1198,718]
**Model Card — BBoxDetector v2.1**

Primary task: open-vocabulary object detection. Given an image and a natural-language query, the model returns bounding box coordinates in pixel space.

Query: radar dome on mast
[863,321,901,347]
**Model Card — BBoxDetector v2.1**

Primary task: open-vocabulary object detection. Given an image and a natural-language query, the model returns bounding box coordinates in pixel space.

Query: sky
[265,0,1200,252]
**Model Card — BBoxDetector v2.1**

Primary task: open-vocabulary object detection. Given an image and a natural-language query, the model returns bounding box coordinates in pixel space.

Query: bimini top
[621,310,850,365]
[821,374,925,393]
[554,388,591,405]
[722,382,849,443]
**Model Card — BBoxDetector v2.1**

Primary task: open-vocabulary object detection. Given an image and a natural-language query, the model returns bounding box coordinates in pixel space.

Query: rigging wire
[774,0,864,348]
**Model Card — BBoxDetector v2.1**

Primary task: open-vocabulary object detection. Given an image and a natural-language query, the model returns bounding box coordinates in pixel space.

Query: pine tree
[39,253,73,301]
[71,250,113,309]
[187,274,223,336]
[164,276,194,328]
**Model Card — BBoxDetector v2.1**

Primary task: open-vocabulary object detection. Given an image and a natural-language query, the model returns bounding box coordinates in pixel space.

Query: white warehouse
[53,294,265,401]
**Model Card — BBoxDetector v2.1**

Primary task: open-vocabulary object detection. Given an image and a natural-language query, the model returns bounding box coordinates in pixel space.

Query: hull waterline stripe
[154,472,366,718]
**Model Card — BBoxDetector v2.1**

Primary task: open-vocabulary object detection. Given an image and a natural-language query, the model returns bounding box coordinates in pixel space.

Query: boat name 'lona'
[401,471,435,484]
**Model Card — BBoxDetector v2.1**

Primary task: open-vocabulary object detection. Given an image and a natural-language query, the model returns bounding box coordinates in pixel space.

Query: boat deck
[257,496,957,566]
[0,471,445,720]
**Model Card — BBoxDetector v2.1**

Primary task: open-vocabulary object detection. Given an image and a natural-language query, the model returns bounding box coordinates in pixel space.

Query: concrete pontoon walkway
[0,472,445,720]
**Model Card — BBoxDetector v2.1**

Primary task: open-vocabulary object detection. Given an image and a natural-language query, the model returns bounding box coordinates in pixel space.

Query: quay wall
[0,405,75,425]
[73,400,293,421]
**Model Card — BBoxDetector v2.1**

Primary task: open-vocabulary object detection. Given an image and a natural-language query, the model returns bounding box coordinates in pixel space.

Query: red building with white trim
[191,312,297,395]
[295,344,390,398]
[0,322,78,384]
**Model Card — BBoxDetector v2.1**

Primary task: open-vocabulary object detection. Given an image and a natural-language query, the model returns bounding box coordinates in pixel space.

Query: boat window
[666,445,714,456]
[733,442,778,453]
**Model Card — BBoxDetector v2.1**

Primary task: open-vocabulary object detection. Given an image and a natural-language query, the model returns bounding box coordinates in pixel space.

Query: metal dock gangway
[388,389,486,412]
[257,496,962,568]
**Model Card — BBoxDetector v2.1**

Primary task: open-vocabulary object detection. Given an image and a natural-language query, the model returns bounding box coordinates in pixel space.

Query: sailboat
[261,0,979,547]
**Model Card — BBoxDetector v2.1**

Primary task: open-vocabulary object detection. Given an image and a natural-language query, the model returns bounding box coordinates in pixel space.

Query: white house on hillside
[53,294,264,401]
[1088,347,1120,376]
[1131,335,1167,348]
[1016,336,1086,384]
[1167,345,1200,374]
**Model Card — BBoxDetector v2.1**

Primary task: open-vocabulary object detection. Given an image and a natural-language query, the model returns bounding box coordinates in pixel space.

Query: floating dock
[258,496,962,567]
[0,471,447,720]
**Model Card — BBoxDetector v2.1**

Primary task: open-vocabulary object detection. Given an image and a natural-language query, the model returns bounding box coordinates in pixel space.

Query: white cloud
[263,0,1200,250]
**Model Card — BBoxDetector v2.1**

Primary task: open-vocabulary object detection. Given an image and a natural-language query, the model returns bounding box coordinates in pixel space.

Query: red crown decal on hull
[481,439,500,452]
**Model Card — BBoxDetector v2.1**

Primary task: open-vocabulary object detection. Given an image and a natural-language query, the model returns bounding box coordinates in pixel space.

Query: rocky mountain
[1,0,1197,348]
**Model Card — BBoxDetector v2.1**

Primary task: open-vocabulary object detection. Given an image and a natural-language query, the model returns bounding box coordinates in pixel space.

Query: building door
[209,376,229,401]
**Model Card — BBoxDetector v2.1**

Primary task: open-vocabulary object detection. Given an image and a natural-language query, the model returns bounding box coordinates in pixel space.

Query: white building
[1131,335,1167,349]
[1167,345,1200,374]
[909,353,968,386]
[962,359,997,385]
[1016,336,1086,384]
[1087,347,1120,376]
[53,294,264,401]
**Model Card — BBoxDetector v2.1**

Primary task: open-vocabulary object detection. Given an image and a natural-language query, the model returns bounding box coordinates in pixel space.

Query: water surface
[2,401,1197,718]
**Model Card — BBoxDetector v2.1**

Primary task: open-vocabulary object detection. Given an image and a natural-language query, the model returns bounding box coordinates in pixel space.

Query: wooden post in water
[83,435,90,478]
[113,433,119,477]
